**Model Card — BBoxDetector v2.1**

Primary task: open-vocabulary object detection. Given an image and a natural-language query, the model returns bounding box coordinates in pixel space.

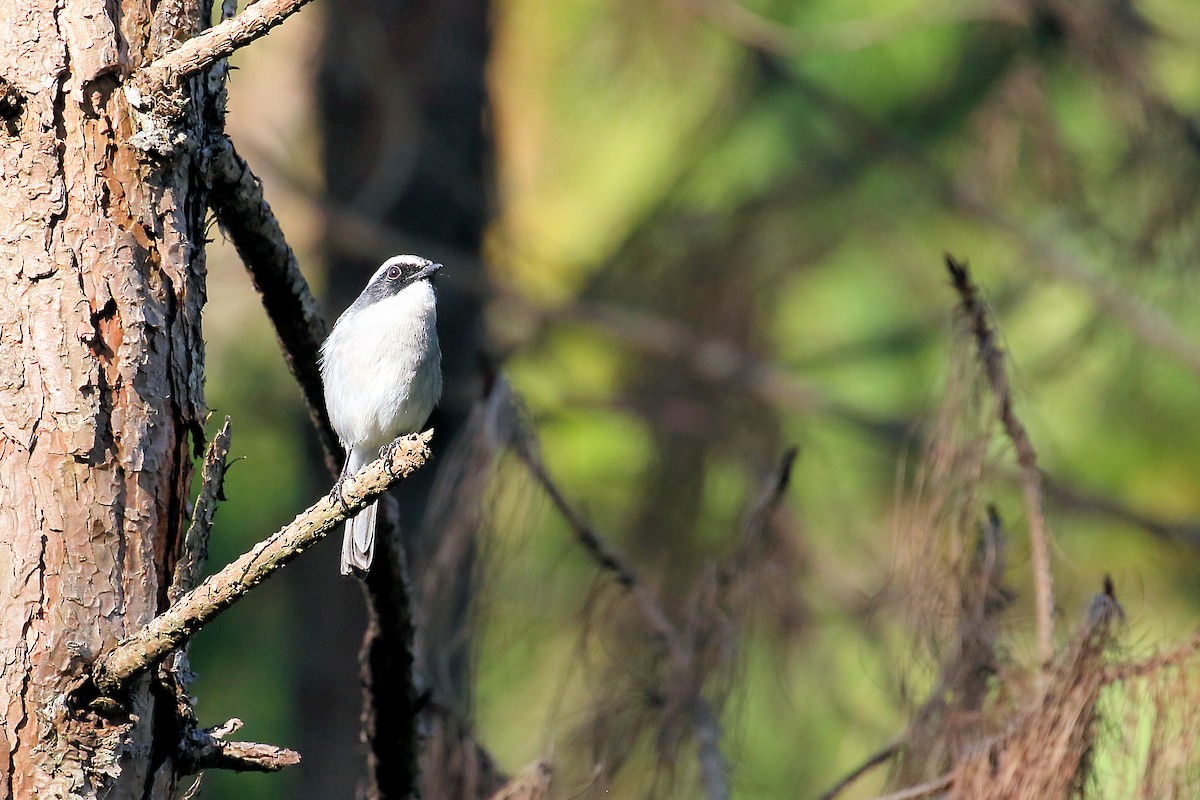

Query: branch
[133,0,316,96]
[207,137,341,475]
[946,256,1055,667]
[361,496,421,798]
[180,718,301,774]
[171,416,233,603]
[91,431,433,696]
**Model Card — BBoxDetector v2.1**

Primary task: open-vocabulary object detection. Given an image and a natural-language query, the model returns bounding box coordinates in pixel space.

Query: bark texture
[0,1,212,796]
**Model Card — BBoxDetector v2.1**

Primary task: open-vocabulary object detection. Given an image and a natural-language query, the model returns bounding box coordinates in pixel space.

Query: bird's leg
[331,452,355,516]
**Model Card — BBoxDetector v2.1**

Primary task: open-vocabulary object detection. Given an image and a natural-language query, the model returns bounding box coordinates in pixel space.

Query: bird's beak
[417,262,443,281]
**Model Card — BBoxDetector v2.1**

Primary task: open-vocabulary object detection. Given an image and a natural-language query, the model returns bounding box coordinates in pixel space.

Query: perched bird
[320,254,443,575]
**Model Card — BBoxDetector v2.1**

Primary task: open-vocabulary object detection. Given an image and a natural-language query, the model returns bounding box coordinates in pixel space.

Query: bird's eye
[386,265,402,280]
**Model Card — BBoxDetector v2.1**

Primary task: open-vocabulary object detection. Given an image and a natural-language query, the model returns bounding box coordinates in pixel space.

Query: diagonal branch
[946,255,1055,666]
[90,431,432,696]
[207,137,341,475]
[133,0,316,96]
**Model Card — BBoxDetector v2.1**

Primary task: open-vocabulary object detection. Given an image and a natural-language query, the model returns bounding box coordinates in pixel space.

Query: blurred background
[192,0,1200,797]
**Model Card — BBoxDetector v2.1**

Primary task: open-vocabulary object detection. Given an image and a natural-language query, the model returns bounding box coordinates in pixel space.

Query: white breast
[321,281,442,452]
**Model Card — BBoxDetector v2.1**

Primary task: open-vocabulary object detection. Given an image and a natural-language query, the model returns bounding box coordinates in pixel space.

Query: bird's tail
[340,446,377,575]
[341,499,378,576]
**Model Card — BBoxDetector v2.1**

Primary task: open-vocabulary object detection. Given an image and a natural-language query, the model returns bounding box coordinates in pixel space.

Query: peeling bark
[0,0,213,796]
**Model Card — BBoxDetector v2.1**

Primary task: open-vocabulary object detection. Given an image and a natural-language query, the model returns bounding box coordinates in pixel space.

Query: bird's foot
[330,473,354,516]
[378,435,410,465]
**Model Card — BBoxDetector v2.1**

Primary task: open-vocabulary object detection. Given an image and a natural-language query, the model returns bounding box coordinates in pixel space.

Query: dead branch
[207,138,341,475]
[179,718,301,774]
[946,256,1055,666]
[90,430,433,696]
[171,416,233,603]
[133,0,315,96]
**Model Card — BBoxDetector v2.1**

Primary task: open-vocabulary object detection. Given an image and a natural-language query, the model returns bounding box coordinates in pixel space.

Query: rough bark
[0,1,212,796]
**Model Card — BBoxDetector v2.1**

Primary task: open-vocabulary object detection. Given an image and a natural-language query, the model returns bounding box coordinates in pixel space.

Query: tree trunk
[0,1,212,795]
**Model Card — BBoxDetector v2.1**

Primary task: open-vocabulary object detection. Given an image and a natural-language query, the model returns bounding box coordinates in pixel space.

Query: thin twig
[90,430,433,696]
[946,255,1055,666]
[133,0,316,96]
[171,416,233,603]
[207,138,341,475]
[815,741,901,800]
[486,760,552,800]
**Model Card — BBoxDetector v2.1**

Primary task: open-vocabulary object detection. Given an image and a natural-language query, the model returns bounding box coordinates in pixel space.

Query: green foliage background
[191,1,1200,797]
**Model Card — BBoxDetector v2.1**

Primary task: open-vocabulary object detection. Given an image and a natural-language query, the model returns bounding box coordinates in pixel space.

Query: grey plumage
[320,255,443,575]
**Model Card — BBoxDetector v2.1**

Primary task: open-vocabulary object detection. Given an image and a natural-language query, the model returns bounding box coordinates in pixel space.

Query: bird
[320,254,443,575]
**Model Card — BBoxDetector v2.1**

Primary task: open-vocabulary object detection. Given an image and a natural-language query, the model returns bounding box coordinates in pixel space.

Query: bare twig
[90,431,433,696]
[946,255,1055,666]
[171,416,233,603]
[207,138,341,475]
[179,718,302,773]
[816,741,901,800]
[133,0,316,95]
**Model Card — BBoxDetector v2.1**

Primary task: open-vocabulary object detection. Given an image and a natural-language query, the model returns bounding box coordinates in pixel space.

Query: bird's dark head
[355,255,442,307]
